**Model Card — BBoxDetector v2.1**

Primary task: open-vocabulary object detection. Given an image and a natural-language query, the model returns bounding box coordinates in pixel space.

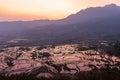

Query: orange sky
[0,0,120,21]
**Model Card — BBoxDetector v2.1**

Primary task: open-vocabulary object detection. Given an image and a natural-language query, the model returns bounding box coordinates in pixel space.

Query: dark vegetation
[77,41,120,56]
[18,47,30,51]
[0,68,120,80]
[0,50,4,52]
[103,41,120,56]
[40,52,51,58]
[97,41,120,56]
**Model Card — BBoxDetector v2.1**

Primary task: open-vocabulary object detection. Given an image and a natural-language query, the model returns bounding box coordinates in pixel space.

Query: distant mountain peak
[65,3,120,23]
[105,4,118,7]
[75,4,119,15]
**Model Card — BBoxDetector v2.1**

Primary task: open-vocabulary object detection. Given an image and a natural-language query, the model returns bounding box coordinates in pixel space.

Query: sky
[0,0,120,21]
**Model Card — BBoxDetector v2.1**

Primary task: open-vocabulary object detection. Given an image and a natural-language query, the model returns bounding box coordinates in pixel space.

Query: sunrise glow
[0,0,120,21]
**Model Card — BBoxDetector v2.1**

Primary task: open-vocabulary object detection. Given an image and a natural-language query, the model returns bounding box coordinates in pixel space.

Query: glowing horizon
[0,0,120,21]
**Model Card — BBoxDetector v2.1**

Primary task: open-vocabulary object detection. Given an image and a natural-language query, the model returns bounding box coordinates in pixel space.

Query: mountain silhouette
[0,4,120,45]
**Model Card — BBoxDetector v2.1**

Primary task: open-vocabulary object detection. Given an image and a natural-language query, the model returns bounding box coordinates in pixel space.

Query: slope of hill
[0,4,120,46]
[0,44,120,77]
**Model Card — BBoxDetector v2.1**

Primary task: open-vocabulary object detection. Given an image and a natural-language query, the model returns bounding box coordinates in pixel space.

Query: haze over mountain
[0,4,120,46]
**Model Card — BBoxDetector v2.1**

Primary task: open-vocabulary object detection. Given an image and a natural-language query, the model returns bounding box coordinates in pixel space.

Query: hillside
[0,43,120,77]
[0,4,120,46]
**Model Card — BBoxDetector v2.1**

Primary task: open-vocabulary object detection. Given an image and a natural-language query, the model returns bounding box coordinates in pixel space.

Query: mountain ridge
[0,4,120,46]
